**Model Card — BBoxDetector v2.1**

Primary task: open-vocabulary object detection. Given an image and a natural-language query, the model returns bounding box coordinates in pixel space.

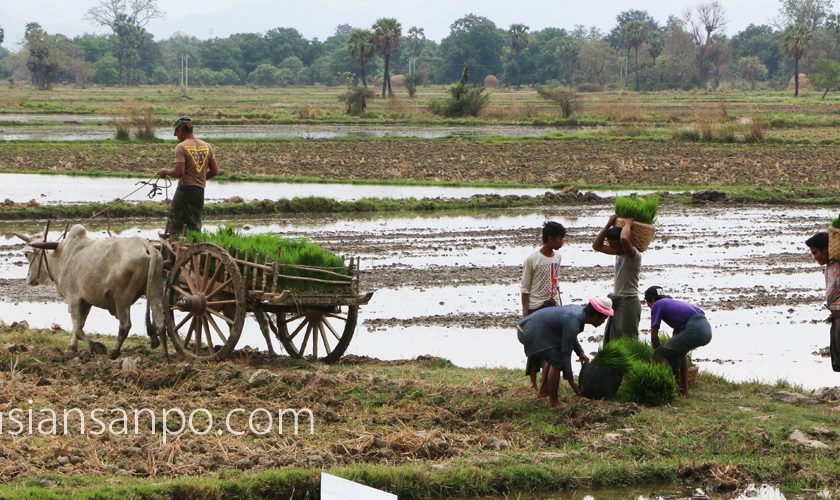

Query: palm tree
[347,29,375,87]
[622,20,648,90]
[508,24,530,90]
[784,24,812,97]
[373,18,402,97]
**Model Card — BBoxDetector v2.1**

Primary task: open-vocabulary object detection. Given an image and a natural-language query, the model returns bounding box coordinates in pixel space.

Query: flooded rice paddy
[0,122,562,142]
[1,201,835,390]
[0,173,653,204]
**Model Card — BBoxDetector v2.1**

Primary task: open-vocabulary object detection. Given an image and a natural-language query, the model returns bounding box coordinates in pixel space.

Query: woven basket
[615,218,656,252]
[829,226,840,261]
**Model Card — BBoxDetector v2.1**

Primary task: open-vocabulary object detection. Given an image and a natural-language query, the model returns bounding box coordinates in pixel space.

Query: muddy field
[1,202,836,389]
[0,139,838,188]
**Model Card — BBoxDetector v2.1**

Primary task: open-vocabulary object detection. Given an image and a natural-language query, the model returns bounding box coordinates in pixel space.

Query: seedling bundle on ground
[585,337,677,406]
[614,195,659,251]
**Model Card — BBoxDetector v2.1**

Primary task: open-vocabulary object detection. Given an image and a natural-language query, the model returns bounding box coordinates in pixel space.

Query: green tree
[347,29,375,87]
[507,24,530,89]
[647,30,664,65]
[730,25,783,78]
[440,14,504,84]
[94,53,120,84]
[812,58,840,97]
[738,56,769,89]
[264,27,309,65]
[706,35,730,89]
[247,63,280,86]
[373,18,402,97]
[784,23,812,96]
[622,20,648,89]
[778,0,834,30]
[85,0,163,85]
[23,23,59,89]
[578,39,619,86]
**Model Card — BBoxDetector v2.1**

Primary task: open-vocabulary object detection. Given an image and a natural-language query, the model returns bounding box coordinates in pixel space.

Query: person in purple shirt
[644,286,712,396]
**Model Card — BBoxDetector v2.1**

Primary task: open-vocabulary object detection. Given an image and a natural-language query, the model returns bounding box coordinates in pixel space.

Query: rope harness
[33,176,173,274]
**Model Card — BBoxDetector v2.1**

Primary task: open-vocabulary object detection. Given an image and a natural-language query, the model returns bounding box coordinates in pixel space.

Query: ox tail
[145,246,167,341]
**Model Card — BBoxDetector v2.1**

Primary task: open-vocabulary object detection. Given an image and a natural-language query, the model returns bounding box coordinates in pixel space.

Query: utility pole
[180,53,189,91]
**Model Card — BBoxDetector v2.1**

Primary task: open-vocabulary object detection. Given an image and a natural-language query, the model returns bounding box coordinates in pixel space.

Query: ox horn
[30,241,59,250]
[12,232,31,243]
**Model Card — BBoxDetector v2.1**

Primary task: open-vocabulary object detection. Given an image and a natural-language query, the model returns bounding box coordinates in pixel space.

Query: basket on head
[615,217,656,252]
[829,226,840,261]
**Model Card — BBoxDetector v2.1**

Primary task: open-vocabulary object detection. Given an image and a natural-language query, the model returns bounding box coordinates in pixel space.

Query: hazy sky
[1,0,783,50]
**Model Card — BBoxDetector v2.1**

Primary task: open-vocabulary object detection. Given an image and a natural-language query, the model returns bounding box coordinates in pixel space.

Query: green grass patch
[614,195,660,225]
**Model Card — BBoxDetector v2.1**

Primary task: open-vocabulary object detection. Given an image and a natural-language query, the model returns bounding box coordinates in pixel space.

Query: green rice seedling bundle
[591,341,633,375]
[830,213,840,261]
[611,337,654,363]
[187,226,349,294]
[617,361,677,406]
[614,195,659,252]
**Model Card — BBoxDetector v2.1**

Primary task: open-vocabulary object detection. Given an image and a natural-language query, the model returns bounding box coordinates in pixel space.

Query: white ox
[16,224,167,359]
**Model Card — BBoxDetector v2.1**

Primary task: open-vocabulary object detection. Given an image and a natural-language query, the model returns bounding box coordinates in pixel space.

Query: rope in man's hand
[136,176,172,200]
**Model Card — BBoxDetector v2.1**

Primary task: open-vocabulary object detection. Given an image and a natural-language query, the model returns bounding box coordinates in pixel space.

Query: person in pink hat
[516,296,614,409]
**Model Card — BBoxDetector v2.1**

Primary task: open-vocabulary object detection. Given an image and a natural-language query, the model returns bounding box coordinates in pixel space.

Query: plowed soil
[0,139,836,187]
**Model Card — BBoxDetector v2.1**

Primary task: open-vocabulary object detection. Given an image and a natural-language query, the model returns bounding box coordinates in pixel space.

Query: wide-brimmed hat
[643,286,671,302]
[589,296,614,316]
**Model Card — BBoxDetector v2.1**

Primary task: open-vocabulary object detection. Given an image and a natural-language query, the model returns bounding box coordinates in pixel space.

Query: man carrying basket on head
[592,214,642,343]
[157,116,219,237]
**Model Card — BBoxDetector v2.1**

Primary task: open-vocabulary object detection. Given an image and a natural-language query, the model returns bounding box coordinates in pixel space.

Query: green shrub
[536,86,582,118]
[617,362,677,406]
[187,225,348,293]
[832,213,840,229]
[430,64,490,118]
[591,341,633,375]
[614,195,659,225]
[338,85,373,116]
[611,337,655,363]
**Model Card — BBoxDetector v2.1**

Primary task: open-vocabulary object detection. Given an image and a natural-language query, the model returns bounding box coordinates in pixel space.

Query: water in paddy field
[464,483,832,499]
[0,121,565,141]
[0,173,656,205]
[0,204,837,390]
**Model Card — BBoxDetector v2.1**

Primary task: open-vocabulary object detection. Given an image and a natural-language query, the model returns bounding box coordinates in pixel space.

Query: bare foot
[549,401,566,410]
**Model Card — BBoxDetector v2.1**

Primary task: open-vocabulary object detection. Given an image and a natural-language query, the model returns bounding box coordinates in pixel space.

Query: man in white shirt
[520,221,566,389]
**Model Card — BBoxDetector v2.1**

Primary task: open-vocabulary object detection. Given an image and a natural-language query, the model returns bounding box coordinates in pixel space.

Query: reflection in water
[468,483,820,499]
[0,173,656,205]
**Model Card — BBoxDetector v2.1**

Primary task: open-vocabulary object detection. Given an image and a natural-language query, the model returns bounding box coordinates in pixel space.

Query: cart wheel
[268,305,358,363]
[164,243,246,361]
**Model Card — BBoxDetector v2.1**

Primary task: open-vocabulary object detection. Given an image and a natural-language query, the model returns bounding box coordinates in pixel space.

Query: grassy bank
[1,187,839,222]
[0,325,836,498]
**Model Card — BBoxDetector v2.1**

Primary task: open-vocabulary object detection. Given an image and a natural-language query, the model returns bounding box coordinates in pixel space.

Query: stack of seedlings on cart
[187,225,355,297]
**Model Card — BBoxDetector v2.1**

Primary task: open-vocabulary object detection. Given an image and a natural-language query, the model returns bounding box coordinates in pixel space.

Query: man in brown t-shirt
[157,116,219,235]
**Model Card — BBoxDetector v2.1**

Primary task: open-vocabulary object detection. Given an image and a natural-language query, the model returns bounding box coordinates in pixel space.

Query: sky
[1,0,783,50]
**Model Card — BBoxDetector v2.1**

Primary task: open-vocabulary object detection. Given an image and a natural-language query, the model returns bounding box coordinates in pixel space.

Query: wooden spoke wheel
[164,243,246,361]
[264,305,358,363]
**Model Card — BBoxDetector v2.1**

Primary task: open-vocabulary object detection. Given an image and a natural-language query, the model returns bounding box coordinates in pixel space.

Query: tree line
[1,0,839,96]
